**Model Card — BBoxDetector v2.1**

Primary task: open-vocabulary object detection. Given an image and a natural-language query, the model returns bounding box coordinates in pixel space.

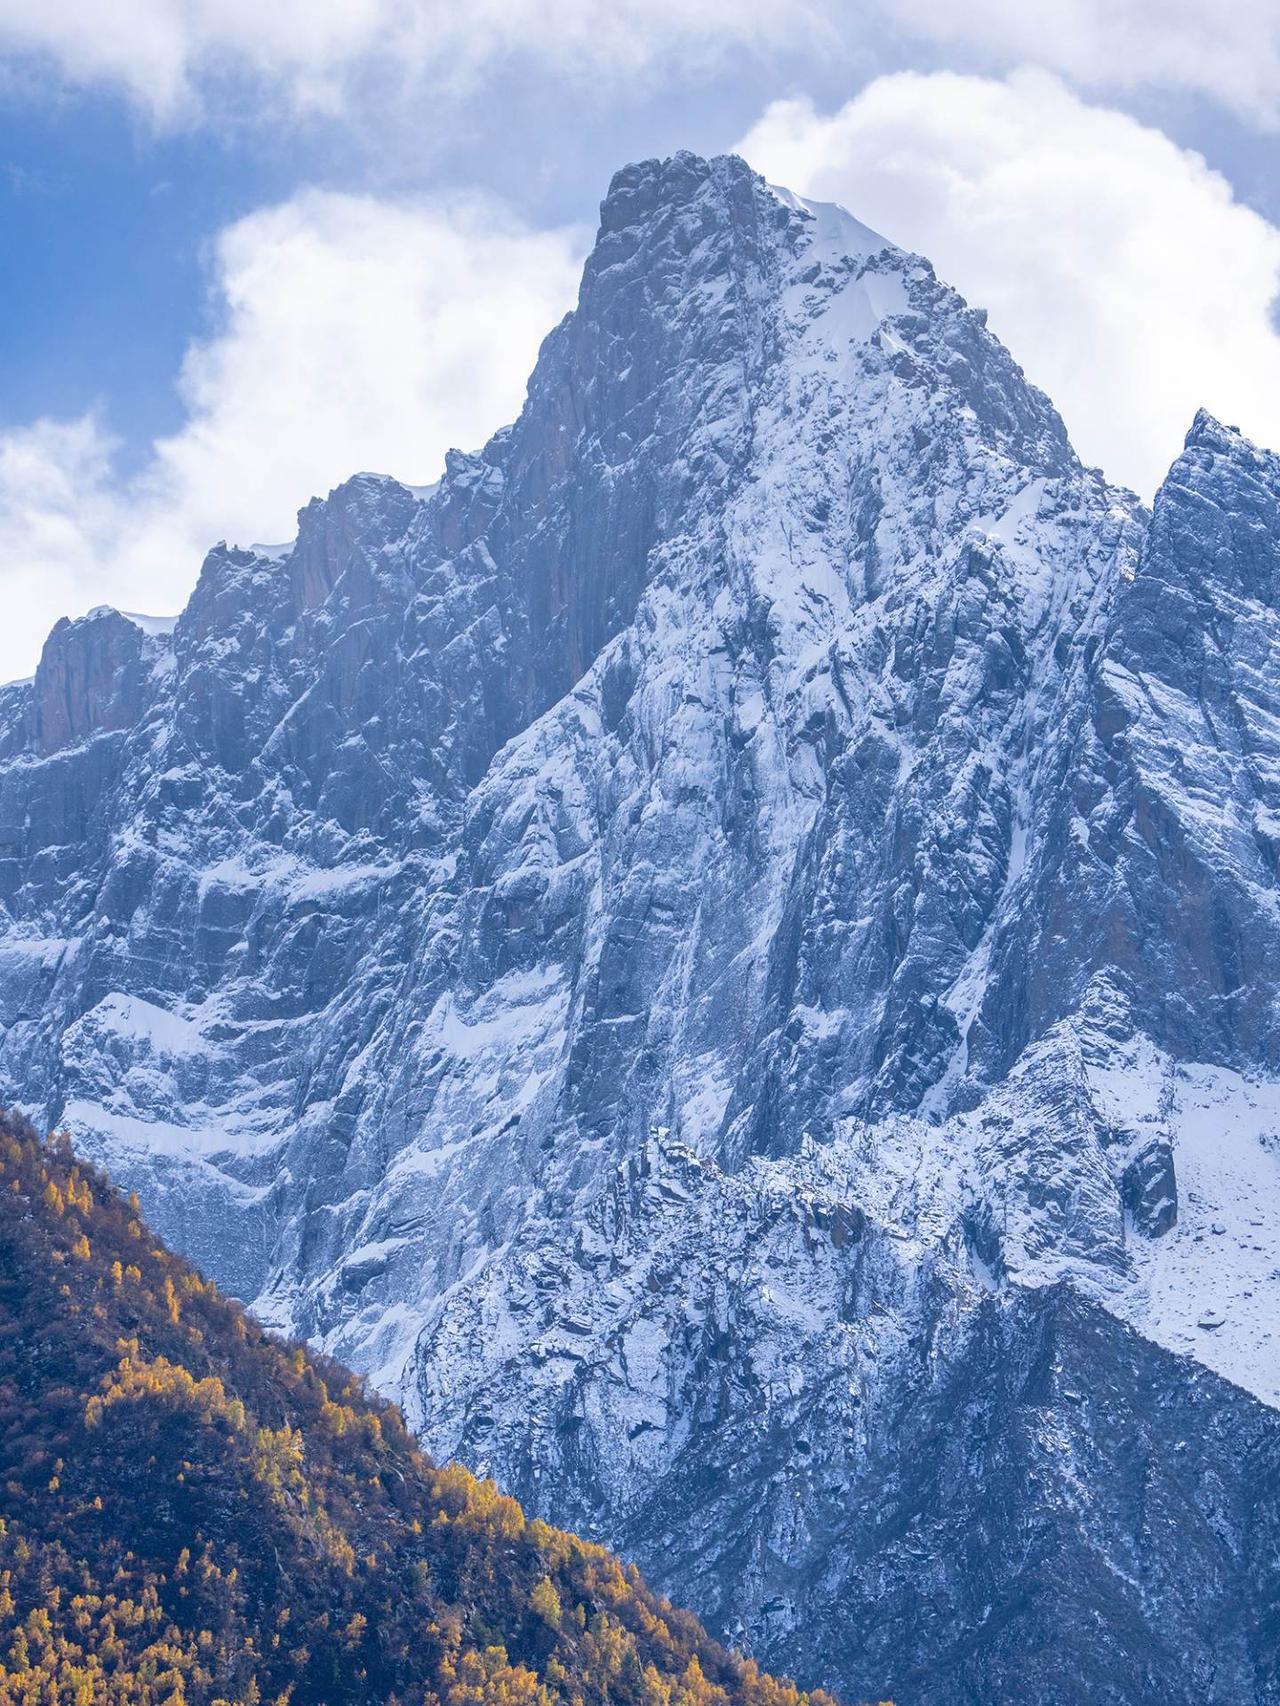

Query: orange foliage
[0,1110,865,1706]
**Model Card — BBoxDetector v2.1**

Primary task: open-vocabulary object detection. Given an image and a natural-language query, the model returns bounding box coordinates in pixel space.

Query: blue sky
[1,2,1279,674]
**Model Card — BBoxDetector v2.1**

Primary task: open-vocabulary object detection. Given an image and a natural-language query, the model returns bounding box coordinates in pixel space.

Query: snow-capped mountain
[3,151,1280,1702]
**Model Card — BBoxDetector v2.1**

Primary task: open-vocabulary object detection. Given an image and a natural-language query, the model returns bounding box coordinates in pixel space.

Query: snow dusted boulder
[1120,1135,1178,1237]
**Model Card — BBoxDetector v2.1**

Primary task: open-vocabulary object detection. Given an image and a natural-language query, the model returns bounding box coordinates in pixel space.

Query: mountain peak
[1184,405,1251,454]
[599,148,753,214]
[1177,406,1279,487]
[597,150,895,272]
[1133,403,1280,615]
[28,601,147,756]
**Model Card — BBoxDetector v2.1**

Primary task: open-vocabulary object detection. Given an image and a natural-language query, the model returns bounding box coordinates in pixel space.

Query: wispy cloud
[0,0,835,125]
[0,0,1277,127]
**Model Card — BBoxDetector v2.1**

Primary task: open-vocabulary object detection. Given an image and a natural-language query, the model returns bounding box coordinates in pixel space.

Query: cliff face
[3,151,1280,1703]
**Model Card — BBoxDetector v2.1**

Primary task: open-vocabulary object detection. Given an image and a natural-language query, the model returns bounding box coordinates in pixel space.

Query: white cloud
[883,0,1280,131]
[0,0,834,122]
[0,191,585,677]
[0,0,1277,125]
[738,70,1280,498]
[0,415,126,678]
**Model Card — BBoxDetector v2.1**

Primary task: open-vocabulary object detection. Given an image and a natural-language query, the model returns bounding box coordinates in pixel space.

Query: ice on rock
[2,152,1280,1704]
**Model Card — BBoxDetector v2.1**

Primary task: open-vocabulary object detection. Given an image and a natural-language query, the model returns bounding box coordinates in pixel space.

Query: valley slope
[0,1107,837,1706]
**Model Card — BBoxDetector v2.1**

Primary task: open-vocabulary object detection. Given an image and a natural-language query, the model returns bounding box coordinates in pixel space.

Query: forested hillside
[0,1109,856,1706]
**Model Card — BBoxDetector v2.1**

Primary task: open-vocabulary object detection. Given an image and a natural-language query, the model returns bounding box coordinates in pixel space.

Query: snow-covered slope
[3,152,1280,1703]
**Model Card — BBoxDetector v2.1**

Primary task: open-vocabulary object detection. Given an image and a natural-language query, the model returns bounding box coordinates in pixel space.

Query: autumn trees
[0,1111,858,1706]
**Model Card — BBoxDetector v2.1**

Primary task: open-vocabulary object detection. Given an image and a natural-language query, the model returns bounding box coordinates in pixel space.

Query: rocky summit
[3,150,1280,1703]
